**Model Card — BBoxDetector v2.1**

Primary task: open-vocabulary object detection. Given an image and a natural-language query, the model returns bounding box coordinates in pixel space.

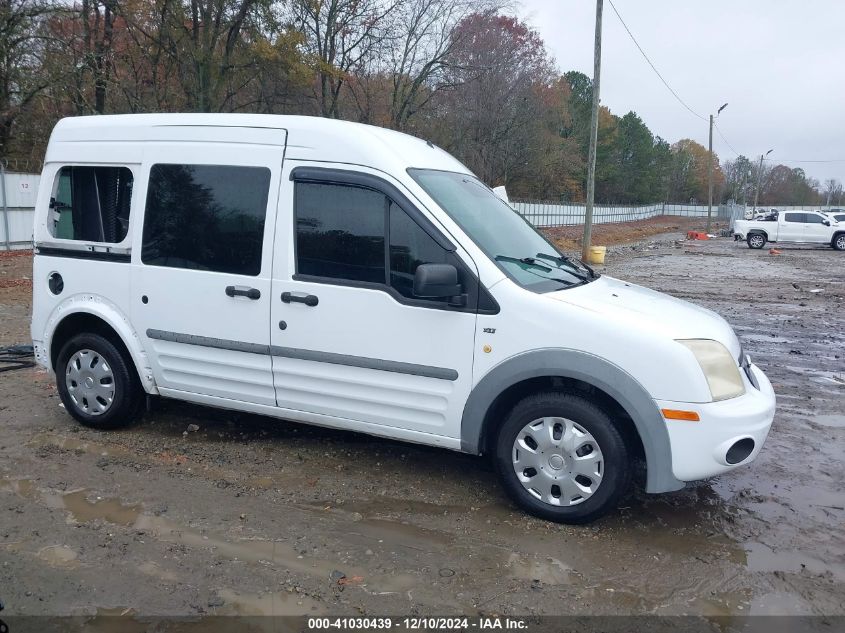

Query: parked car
[824,210,845,223]
[734,210,844,250]
[744,207,777,220]
[31,114,776,523]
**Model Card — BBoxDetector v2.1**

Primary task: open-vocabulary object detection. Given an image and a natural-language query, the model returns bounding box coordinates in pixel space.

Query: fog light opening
[726,438,755,465]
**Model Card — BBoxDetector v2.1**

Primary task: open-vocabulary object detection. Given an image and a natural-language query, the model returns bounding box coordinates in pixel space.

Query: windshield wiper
[494,255,584,287]
[535,252,597,279]
[494,255,552,271]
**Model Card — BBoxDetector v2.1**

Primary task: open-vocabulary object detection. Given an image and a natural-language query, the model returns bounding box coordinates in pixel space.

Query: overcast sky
[518,0,845,186]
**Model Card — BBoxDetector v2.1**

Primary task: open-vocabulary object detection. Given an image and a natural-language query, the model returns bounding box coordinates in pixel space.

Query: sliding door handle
[226,286,261,300]
[281,291,319,307]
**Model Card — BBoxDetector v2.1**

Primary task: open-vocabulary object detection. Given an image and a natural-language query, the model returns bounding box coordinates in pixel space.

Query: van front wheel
[56,333,142,430]
[493,392,630,524]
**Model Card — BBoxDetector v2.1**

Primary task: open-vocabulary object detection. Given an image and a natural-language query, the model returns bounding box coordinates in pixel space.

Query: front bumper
[657,363,776,482]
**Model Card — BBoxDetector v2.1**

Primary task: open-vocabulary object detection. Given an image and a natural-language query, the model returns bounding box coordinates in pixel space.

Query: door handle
[226,286,261,300]
[281,291,319,307]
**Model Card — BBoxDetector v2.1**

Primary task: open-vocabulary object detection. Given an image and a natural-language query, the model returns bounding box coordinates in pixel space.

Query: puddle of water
[214,588,322,616]
[745,542,845,581]
[684,590,752,617]
[37,544,79,568]
[250,476,276,488]
[0,476,35,497]
[507,552,572,585]
[351,518,452,551]
[811,414,845,428]
[58,490,143,526]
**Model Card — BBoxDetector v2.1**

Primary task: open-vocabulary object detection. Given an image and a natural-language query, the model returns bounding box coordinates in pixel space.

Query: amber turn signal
[661,408,700,421]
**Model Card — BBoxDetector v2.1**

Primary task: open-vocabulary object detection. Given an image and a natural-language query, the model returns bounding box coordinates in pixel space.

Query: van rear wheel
[493,392,630,524]
[56,333,142,430]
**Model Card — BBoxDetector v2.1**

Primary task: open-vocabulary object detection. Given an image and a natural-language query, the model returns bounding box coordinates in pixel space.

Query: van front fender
[461,348,684,494]
[44,294,158,394]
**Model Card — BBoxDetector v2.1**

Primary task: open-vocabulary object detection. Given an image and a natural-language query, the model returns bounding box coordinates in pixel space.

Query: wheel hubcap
[751,236,763,247]
[512,417,604,507]
[66,349,115,416]
[837,236,845,249]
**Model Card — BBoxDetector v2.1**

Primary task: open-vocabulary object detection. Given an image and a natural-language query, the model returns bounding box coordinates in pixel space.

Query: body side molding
[145,329,458,381]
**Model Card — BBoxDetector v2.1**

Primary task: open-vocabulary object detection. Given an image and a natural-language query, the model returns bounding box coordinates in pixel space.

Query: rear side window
[49,166,133,243]
[784,212,805,223]
[295,183,386,283]
[141,164,270,276]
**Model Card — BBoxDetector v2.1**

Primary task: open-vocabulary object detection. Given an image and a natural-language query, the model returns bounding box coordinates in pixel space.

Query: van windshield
[408,169,593,292]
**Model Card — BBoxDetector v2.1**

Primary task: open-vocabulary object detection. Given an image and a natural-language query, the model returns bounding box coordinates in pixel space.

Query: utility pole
[581,0,603,262]
[706,103,728,234]
[753,149,774,212]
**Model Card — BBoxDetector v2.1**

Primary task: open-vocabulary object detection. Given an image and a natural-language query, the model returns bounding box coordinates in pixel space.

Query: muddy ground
[0,231,843,624]
[545,215,723,250]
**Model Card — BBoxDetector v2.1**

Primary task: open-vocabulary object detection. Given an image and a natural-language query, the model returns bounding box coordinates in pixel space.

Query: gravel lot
[0,233,843,623]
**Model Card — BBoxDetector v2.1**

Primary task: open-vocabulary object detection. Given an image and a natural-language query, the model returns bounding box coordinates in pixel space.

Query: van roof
[49,113,472,176]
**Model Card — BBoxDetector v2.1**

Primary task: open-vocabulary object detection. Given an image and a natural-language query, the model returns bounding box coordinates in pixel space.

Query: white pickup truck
[734,210,844,250]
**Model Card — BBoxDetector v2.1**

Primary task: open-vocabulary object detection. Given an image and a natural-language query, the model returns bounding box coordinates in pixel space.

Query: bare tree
[0,0,55,156]
[290,0,399,118]
[384,0,500,129]
[823,178,843,206]
[83,0,117,113]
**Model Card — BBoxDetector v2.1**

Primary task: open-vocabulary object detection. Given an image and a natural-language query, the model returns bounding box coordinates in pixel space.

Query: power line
[713,122,740,157]
[607,1,840,172]
[606,0,706,122]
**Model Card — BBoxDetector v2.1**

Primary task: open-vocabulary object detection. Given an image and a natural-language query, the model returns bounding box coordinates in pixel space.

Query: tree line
[1,0,837,205]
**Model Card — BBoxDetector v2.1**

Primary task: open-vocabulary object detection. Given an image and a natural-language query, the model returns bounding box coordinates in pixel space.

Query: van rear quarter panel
[31,256,146,378]
[32,141,148,385]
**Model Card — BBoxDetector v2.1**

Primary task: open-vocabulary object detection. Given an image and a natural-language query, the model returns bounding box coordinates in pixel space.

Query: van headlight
[677,339,745,401]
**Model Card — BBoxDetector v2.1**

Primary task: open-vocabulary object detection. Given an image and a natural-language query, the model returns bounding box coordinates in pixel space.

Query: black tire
[56,332,143,430]
[747,233,766,249]
[832,233,845,251]
[493,392,630,524]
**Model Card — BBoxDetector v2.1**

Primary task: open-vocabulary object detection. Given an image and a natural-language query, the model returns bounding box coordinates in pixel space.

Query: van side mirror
[823,219,830,226]
[413,263,462,301]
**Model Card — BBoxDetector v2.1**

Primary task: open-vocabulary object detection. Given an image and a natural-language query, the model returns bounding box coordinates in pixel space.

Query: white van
[30,114,776,523]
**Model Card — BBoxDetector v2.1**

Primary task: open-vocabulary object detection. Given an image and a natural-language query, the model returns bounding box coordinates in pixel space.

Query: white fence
[512,201,744,228]
[1,171,40,250]
[512,200,842,229]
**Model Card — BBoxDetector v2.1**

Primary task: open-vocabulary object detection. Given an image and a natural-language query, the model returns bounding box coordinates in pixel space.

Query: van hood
[546,275,741,356]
